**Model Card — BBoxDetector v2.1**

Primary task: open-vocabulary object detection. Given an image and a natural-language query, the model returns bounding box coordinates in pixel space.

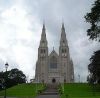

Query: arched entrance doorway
[52,78,56,83]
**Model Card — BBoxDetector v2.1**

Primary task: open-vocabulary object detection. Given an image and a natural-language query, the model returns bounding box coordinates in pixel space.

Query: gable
[49,50,58,58]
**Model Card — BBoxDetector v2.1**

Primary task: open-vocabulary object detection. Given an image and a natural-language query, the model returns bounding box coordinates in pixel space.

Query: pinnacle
[43,23,45,30]
[62,22,65,30]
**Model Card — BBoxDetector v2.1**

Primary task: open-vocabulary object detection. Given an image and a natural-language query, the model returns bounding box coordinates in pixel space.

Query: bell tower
[59,23,73,83]
[59,23,69,56]
[36,24,48,83]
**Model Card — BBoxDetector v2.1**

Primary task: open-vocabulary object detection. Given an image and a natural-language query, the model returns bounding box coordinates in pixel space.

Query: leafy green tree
[0,68,26,89]
[8,68,26,84]
[0,72,4,90]
[88,50,100,84]
[85,0,100,41]
[85,0,100,85]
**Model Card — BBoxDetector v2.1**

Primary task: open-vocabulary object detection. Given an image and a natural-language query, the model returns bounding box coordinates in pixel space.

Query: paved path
[35,95,59,98]
[35,84,60,98]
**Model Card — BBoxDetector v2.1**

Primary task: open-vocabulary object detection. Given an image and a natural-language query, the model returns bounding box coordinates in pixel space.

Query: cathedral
[35,23,74,84]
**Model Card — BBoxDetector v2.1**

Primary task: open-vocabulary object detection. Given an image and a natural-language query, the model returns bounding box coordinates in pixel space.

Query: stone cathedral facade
[35,23,74,84]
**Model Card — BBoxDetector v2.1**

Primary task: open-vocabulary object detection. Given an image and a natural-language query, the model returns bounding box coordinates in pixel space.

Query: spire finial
[62,22,65,29]
[43,19,45,29]
[43,23,45,30]
[41,21,46,41]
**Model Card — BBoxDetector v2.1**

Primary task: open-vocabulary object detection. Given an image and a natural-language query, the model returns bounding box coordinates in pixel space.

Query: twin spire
[40,23,67,47]
[42,23,65,30]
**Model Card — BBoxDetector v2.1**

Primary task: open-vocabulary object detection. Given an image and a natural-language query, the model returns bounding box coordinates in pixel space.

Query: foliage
[85,0,100,41]
[8,68,26,84]
[0,72,4,90]
[58,84,63,94]
[0,68,26,90]
[36,83,46,94]
[88,50,100,84]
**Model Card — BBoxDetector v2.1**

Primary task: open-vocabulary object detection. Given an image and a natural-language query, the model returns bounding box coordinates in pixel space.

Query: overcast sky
[0,0,100,82]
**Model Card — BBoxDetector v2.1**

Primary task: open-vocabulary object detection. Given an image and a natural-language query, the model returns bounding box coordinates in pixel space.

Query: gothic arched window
[62,49,67,53]
[41,49,45,53]
[62,49,64,53]
[50,56,57,69]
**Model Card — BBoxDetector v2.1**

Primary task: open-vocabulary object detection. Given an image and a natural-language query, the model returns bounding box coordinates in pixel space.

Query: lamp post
[78,74,80,83]
[4,62,9,98]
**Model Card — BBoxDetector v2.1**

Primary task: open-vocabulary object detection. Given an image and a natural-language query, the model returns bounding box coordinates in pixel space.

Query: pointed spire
[61,22,66,39]
[60,23,68,47]
[39,23,48,47]
[41,23,46,40]
[62,22,65,32]
[42,23,45,32]
[42,23,45,31]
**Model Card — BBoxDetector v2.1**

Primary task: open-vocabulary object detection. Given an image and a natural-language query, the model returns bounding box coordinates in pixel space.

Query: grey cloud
[0,0,99,82]
[23,0,99,82]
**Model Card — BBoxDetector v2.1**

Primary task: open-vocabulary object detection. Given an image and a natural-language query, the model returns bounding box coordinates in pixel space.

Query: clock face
[42,43,44,47]
[64,53,67,57]
[41,54,45,57]
[62,53,64,56]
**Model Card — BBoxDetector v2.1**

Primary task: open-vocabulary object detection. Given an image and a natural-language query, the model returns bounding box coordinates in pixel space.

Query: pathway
[35,95,59,98]
[35,84,60,98]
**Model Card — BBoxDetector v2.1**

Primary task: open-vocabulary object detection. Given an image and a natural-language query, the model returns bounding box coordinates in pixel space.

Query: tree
[0,68,26,89]
[85,0,100,41]
[0,72,4,90]
[85,0,100,85]
[8,68,26,84]
[88,50,100,84]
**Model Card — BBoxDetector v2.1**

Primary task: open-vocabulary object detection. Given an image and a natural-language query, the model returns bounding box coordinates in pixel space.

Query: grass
[60,83,100,98]
[0,83,45,97]
[1,83,100,98]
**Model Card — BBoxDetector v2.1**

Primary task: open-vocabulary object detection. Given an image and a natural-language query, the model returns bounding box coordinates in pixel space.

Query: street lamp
[4,62,9,98]
[78,74,80,83]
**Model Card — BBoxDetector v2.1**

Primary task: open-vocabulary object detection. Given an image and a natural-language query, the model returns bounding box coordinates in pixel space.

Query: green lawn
[0,83,44,97]
[1,83,100,98]
[60,83,100,98]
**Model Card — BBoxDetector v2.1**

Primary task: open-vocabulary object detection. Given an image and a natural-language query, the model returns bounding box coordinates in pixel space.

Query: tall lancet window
[50,56,57,68]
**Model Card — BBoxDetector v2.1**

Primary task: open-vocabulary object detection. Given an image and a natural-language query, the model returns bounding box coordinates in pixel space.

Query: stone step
[46,84,58,89]
[40,84,59,95]
[41,92,59,95]
[45,90,58,92]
